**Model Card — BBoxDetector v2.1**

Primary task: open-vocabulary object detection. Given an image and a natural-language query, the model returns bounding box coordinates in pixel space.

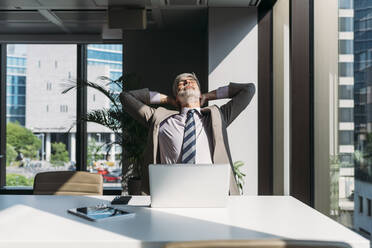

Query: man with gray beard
[120,72,255,195]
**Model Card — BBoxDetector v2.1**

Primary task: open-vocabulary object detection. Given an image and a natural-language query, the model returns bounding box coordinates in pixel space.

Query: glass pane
[339,108,354,122]
[339,130,354,145]
[339,62,354,77]
[87,44,123,188]
[339,17,354,32]
[6,44,77,187]
[339,0,353,9]
[329,0,372,240]
[339,40,353,54]
[339,85,354,99]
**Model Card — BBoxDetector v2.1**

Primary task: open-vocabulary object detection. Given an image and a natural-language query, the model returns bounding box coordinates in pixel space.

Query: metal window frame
[76,44,88,172]
[0,44,6,188]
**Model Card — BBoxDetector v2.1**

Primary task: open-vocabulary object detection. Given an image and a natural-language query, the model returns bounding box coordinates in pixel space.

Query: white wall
[208,8,258,195]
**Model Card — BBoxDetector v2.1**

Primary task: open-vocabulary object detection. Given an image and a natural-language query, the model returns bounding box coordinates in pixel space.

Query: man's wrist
[149,91,161,104]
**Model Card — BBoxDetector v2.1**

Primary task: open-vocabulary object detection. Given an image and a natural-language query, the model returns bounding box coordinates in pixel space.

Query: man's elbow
[246,83,256,94]
[241,83,256,99]
[119,91,133,108]
[239,83,255,108]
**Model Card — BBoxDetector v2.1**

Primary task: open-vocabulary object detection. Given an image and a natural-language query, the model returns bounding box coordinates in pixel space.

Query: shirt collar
[181,107,201,115]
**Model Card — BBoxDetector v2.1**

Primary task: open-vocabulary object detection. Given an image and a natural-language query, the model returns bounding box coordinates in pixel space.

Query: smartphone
[68,206,135,222]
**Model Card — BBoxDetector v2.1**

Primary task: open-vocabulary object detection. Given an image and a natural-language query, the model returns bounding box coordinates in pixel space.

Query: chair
[33,171,103,195]
[164,240,352,248]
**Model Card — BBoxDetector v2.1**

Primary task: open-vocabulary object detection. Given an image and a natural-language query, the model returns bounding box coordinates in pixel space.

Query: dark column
[290,0,314,206]
[258,1,276,195]
[0,44,6,187]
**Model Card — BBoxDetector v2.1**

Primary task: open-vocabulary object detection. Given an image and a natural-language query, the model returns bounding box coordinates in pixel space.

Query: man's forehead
[179,76,195,81]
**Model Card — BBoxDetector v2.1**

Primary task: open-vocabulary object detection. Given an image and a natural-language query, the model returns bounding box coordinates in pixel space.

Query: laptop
[149,164,230,208]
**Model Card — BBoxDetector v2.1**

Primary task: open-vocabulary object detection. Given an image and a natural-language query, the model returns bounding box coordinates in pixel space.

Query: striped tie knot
[187,109,196,117]
[181,109,197,164]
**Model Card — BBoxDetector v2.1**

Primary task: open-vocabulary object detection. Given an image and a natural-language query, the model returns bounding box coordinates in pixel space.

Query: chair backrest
[164,240,352,248]
[33,171,103,195]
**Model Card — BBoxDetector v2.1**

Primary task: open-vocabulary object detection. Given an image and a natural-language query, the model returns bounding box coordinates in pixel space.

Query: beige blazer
[120,82,255,195]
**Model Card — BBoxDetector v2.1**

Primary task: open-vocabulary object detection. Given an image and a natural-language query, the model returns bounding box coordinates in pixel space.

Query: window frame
[0,43,123,195]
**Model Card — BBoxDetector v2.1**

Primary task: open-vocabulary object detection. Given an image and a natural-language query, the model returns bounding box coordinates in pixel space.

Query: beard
[177,88,201,105]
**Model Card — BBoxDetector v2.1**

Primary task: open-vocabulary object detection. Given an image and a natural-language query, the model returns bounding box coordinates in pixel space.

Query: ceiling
[0,0,261,36]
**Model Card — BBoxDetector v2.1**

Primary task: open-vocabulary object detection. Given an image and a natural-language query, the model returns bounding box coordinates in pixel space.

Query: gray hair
[172,72,200,97]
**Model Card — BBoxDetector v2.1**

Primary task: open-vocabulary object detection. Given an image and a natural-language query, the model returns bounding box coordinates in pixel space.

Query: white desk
[0,195,369,248]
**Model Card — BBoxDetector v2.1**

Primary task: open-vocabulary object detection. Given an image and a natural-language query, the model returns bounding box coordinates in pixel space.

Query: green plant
[329,154,340,216]
[63,73,148,193]
[87,139,103,167]
[6,122,41,159]
[51,142,69,166]
[233,161,246,194]
[6,174,34,186]
[6,143,17,166]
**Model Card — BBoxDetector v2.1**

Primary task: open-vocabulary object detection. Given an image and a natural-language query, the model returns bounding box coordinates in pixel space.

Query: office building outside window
[354,0,372,240]
[5,44,123,189]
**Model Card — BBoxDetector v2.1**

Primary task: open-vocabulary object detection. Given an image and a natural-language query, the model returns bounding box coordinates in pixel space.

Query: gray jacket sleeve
[220,83,256,127]
[119,88,155,128]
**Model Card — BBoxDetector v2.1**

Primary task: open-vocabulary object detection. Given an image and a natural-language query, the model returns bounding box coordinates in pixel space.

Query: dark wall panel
[123,31,208,97]
[258,5,274,195]
[290,0,314,206]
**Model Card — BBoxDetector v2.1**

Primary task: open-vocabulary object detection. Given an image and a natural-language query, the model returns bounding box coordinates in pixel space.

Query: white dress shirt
[149,86,229,164]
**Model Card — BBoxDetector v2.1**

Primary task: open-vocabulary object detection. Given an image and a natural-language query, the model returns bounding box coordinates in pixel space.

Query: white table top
[0,195,369,248]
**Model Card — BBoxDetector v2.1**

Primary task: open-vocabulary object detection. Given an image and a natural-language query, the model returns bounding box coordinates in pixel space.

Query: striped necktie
[181,109,196,163]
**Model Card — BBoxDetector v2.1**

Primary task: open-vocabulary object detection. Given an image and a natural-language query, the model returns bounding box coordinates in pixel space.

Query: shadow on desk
[0,195,354,248]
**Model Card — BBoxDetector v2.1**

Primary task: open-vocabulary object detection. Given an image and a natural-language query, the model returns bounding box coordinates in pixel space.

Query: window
[5,44,76,188]
[339,153,353,166]
[339,40,353,54]
[339,85,353,99]
[368,199,371,217]
[46,82,52,91]
[60,105,68,113]
[359,196,363,213]
[339,62,354,77]
[339,17,354,32]
[339,108,353,122]
[339,131,354,145]
[339,0,353,9]
[1,43,123,193]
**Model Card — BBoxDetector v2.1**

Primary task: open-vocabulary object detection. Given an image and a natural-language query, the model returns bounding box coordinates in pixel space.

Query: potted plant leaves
[62,73,147,195]
[233,161,246,194]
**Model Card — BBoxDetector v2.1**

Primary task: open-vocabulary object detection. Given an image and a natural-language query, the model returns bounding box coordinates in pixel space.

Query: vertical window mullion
[0,43,6,188]
[76,44,87,171]
[0,44,6,187]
